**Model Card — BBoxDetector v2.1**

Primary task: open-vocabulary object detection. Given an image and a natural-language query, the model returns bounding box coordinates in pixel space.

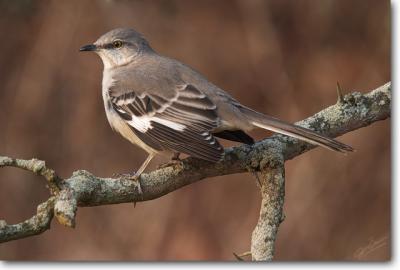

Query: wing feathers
[109,84,224,162]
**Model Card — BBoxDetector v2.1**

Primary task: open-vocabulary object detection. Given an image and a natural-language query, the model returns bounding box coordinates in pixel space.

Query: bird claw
[157,152,183,169]
[113,171,134,178]
[112,171,143,194]
[157,160,182,170]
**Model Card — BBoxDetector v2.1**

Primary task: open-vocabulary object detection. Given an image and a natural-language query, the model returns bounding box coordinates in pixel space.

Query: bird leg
[128,153,155,195]
[131,153,155,180]
[113,153,155,194]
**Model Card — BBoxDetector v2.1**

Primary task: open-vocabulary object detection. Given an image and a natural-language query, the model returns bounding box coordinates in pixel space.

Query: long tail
[240,107,354,153]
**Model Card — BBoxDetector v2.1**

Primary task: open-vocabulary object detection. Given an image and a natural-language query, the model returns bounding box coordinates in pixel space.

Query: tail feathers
[242,108,354,153]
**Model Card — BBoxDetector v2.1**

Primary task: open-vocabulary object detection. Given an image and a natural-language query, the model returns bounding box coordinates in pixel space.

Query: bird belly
[105,106,159,154]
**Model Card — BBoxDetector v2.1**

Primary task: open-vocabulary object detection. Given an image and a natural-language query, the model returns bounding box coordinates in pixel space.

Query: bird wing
[108,83,224,162]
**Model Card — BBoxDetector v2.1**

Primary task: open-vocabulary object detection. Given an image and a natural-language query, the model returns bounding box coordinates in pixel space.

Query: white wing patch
[126,114,186,133]
[108,84,224,163]
[127,115,152,133]
[151,117,186,131]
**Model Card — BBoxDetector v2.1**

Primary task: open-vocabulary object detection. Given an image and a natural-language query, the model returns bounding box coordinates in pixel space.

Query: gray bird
[80,28,353,179]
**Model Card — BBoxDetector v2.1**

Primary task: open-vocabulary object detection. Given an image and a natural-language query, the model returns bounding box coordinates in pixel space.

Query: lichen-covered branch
[0,197,55,243]
[0,156,61,195]
[251,153,285,261]
[0,82,391,260]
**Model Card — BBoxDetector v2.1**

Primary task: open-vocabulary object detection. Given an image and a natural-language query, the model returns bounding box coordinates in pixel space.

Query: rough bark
[251,153,285,261]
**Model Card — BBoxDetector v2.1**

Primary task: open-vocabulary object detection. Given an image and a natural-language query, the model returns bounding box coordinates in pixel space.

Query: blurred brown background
[0,0,390,261]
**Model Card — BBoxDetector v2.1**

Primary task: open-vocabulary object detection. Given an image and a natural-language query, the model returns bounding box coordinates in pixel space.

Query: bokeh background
[0,0,390,261]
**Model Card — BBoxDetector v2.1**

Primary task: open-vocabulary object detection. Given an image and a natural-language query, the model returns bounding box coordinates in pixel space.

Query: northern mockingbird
[80,28,353,179]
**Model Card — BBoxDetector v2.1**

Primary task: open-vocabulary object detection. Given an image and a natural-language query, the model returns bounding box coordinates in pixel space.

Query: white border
[0,1,397,269]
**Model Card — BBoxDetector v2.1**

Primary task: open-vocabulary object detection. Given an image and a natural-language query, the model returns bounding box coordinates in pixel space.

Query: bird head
[80,28,152,68]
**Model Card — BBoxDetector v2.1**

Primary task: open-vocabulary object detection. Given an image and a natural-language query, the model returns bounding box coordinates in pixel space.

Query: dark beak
[79,44,97,52]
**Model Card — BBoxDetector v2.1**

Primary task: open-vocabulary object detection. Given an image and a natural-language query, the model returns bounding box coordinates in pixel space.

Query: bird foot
[157,159,183,169]
[156,152,182,169]
[112,171,143,194]
[112,171,136,178]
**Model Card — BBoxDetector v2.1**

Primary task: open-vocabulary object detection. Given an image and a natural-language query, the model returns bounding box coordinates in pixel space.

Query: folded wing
[109,84,224,162]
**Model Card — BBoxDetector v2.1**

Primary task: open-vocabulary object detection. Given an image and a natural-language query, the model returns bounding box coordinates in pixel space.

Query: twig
[233,251,252,261]
[0,197,55,243]
[0,156,62,195]
[336,82,345,104]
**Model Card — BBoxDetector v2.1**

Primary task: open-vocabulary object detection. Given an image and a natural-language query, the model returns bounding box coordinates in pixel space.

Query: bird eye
[112,40,123,49]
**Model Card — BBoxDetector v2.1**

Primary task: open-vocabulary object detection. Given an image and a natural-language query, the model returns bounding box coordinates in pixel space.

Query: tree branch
[251,153,285,261]
[0,82,391,260]
[0,197,55,243]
